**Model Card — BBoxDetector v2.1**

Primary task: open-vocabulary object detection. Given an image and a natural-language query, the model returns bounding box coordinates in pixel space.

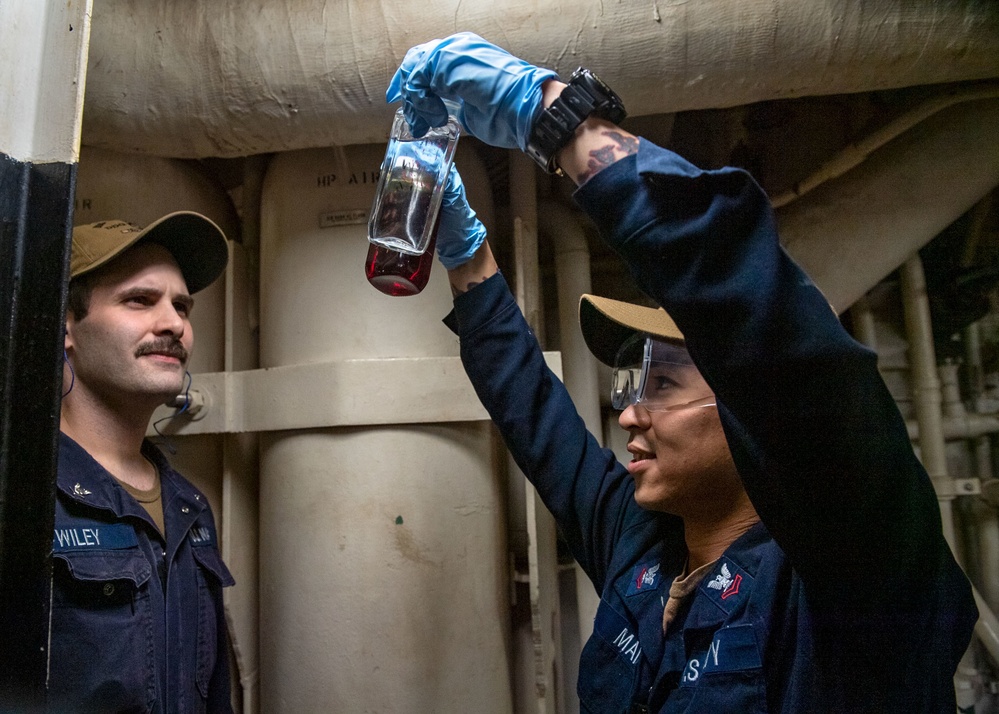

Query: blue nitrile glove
[436,164,487,270]
[386,32,558,151]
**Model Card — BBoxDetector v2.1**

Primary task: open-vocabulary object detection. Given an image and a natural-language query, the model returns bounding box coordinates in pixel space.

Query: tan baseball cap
[579,294,685,367]
[71,211,229,294]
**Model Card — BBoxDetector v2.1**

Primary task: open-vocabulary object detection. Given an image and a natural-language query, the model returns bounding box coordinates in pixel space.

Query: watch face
[528,67,626,173]
[571,68,626,122]
[585,69,614,95]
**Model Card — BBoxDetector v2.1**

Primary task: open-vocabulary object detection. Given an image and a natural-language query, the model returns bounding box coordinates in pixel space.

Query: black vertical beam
[0,152,75,710]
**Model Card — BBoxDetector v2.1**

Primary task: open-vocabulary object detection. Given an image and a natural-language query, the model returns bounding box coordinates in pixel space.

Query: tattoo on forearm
[450,278,485,298]
[576,130,640,183]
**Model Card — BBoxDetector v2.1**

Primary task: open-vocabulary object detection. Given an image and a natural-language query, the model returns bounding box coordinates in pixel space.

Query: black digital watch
[525,67,627,175]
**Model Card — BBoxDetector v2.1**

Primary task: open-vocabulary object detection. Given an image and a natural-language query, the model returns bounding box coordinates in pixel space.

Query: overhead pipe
[771,84,999,208]
[81,0,999,158]
[779,99,999,313]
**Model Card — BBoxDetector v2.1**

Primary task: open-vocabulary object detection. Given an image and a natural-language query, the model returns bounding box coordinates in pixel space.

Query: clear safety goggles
[611,334,716,412]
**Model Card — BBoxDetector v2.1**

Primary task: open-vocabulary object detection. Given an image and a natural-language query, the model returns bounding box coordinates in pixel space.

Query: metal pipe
[508,153,563,714]
[974,585,999,666]
[222,155,266,714]
[541,201,601,443]
[849,295,879,353]
[899,255,989,697]
[779,99,999,313]
[771,84,999,208]
[962,320,999,618]
[905,413,999,442]
[966,322,988,414]
[901,255,955,518]
[539,200,603,654]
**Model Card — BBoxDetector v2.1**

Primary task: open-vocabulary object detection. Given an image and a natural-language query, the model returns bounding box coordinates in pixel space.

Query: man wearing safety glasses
[390,33,977,713]
[611,334,717,416]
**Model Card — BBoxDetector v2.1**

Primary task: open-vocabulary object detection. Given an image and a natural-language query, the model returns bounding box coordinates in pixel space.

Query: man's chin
[635,489,680,516]
[633,490,674,514]
[159,382,187,405]
[130,379,187,407]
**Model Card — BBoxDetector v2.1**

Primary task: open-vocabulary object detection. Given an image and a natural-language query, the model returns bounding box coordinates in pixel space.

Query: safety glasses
[610,334,716,412]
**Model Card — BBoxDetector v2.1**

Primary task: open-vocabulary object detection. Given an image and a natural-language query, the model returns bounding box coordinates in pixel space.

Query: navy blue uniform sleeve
[573,140,948,600]
[446,273,680,590]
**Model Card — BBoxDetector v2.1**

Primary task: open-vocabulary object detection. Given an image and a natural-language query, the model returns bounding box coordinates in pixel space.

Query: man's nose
[618,403,650,430]
[154,301,186,337]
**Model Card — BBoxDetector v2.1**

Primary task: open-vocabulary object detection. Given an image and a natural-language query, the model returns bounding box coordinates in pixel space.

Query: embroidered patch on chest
[700,557,754,612]
[593,604,643,666]
[626,560,662,596]
[53,521,138,551]
[189,525,214,546]
[680,624,762,686]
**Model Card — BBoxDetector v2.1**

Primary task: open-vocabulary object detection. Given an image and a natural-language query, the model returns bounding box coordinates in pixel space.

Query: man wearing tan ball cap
[51,211,235,712]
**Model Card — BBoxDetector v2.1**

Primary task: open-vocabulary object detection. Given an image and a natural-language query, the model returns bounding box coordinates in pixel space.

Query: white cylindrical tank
[258,143,511,712]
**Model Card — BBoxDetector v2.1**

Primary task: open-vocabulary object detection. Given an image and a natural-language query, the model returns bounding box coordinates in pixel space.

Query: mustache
[135,338,188,363]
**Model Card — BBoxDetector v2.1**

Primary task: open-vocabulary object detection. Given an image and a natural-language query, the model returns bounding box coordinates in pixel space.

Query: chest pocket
[52,548,151,609]
[50,548,155,712]
[578,601,642,712]
[191,543,235,698]
[677,623,765,713]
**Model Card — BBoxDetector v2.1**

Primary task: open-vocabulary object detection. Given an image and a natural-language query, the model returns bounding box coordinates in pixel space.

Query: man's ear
[64,314,75,353]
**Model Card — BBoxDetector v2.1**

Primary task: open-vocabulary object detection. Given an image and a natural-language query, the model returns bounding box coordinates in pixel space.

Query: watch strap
[526,68,627,174]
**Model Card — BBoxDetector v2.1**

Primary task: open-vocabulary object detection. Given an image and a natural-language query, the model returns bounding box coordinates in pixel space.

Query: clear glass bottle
[365,102,460,296]
[364,218,439,297]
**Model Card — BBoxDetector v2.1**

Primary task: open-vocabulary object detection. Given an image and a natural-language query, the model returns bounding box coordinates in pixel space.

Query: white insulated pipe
[779,99,999,313]
[906,414,999,443]
[540,201,604,651]
[849,296,878,354]
[510,153,543,337]
[898,256,989,696]
[508,153,565,714]
[900,255,955,524]
[541,201,601,447]
[965,321,999,615]
[82,0,999,158]
[771,85,999,208]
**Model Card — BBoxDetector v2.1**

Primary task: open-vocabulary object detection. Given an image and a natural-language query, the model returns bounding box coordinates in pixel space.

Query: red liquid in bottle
[364,222,438,297]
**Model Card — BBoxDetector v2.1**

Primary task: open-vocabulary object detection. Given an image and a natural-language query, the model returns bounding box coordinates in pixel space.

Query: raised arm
[390,32,949,599]
[434,164,674,588]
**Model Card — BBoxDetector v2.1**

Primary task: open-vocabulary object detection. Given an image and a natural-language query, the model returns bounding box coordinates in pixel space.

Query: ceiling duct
[779,99,999,312]
[82,0,999,158]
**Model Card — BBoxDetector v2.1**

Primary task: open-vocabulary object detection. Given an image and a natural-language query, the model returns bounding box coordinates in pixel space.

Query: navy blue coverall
[445,140,977,712]
[49,434,234,713]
